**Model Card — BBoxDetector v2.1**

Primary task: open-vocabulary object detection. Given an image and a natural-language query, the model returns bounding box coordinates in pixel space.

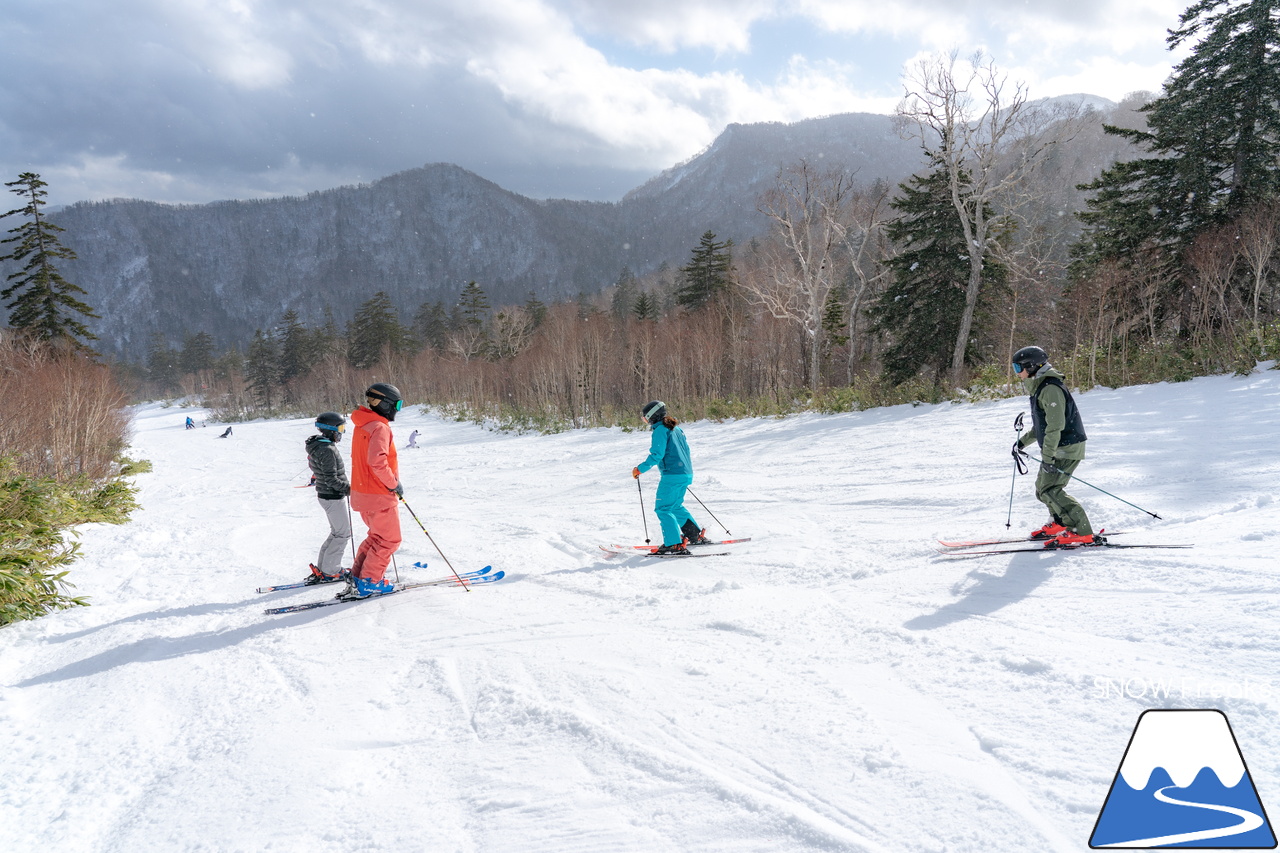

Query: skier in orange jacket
[340,382,405,599]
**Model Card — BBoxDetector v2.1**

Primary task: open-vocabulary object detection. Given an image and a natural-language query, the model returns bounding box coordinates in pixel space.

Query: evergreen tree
[245,329,282,410]
[411,300,450,351]
[873,161,1004,385]
[314,306,343,356]
[676,231,733,311]
[146,332,180,391]
[820,282,850,359]
[523,293,548,329]
[1076,0,1280,271]
[575,290,600,320]
[0,173,98,351]
[633,291,661,322]
[610,268,638,318]
[347,291,406,368]
[179,332,216,376]
[277,310,316,385]
[214,346,245,383]
[450,281,491,361]
[457,281,490,328]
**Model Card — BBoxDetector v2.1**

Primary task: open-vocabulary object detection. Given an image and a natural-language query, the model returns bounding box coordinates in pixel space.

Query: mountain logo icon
[1090,709,1276,848]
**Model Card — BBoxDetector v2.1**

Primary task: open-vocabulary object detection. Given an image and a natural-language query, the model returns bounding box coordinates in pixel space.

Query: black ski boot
[654,543,691,556]
[681,520,711,546]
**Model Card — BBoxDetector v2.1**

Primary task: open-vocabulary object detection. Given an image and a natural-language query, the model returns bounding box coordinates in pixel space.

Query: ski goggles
[317,422,346,433]
[367,394,404,411]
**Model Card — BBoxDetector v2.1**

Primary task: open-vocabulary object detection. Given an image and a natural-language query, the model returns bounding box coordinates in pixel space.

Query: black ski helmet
[1012,346,1049,376]
[641,400,667,425]
[366,382,403,420]
[315,411,346,441]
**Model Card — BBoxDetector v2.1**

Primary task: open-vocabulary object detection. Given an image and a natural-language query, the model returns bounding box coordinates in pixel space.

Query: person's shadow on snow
[903,555,1061,631]
[14,602,335,687]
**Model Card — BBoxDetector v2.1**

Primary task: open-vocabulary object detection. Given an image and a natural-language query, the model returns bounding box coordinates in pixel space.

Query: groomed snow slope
[3,370,1280,852]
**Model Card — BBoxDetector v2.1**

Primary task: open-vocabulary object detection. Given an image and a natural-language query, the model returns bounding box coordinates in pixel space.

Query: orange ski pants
[351,501,402,583]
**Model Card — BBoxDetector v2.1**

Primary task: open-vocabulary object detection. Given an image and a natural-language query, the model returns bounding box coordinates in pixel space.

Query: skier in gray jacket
[304,412,352,584]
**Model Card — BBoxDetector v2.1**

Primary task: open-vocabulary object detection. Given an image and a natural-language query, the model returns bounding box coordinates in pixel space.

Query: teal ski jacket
[637,422,693,477]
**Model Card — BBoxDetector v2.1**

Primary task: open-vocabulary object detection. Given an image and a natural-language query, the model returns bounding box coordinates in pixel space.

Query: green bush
[0,457,141,626]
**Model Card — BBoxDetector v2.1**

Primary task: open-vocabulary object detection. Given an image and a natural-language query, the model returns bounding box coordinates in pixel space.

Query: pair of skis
[598,537,751,558]
[261,563,502,614]
[937,531,1192,557]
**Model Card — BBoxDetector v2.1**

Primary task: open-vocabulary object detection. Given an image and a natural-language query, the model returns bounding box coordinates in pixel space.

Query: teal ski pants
[654,475,698,546]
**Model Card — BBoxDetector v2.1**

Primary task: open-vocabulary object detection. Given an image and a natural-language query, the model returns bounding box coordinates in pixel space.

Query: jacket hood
[1025,363,1066,391]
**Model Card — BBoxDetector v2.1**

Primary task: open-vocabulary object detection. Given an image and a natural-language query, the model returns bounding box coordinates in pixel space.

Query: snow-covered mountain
[27,99,1147,359]
[3,368,1279,851]
[1119,710,1247,790]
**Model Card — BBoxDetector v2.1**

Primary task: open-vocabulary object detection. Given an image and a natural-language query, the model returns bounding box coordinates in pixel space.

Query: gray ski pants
[316,496,352,573]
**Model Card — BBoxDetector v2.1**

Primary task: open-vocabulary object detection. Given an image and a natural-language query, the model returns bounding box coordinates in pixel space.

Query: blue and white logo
[1091,709,1276,848]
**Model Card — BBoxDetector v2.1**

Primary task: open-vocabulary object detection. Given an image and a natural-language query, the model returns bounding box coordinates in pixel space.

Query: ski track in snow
[3,370,1280,851]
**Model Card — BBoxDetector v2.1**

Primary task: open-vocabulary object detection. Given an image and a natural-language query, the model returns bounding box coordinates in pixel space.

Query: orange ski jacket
[349,405,398,511]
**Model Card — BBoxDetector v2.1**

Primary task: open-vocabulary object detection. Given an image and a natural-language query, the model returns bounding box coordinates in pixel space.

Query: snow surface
[4,370,1280,852]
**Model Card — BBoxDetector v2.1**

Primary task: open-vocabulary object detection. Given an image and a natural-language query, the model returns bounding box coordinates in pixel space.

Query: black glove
[390,482,404,497]
[1040,458,1060,475]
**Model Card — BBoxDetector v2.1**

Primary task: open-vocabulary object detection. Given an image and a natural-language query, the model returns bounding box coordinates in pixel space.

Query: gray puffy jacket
[305,435,350,500]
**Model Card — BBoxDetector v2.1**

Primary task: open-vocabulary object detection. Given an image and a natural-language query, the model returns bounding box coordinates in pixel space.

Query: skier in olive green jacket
[1011,346,1103,546]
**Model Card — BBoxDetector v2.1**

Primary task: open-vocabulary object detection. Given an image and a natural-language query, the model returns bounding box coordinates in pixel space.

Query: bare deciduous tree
[843,180,895,381]
[1237,200,1280,349]
[896,50,1076,385]
[490,307,535,360]
[742,160,857,392]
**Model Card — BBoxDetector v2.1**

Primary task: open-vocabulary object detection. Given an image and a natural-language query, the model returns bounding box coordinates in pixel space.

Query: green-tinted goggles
[369,395,403,411]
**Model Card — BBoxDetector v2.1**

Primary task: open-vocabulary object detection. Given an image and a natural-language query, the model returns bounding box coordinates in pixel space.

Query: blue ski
[264,567,498,615]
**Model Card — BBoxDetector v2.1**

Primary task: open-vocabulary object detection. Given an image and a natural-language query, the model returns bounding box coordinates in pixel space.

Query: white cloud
[163,0,297,89]
[553,0,777,53]
[0,0,1193,205]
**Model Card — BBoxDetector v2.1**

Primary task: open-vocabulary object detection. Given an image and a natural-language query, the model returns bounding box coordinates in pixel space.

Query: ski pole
[1005,412,1025,530]
[637,477,651,544]
[1025,453,1163,520]
[687,488,730,535]
[399,496,470,590]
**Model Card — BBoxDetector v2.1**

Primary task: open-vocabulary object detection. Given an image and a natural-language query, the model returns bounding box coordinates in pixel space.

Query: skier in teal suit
[632,401,710,556]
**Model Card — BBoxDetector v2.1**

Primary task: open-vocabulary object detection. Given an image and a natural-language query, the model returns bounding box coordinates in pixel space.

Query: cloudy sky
[0,0,1190,207]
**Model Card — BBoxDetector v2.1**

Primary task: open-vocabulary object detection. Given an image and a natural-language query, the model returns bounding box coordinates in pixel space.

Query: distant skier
[406,429,419,449]
[304,412,352,585]
[218,426,233,438]
[632,400,709,556]
[1011,346,1102,546]
[342,382,405,599]
[185,416,194,430]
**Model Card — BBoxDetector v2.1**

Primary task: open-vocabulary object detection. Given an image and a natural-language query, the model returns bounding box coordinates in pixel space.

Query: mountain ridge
[21,99,1137,358]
